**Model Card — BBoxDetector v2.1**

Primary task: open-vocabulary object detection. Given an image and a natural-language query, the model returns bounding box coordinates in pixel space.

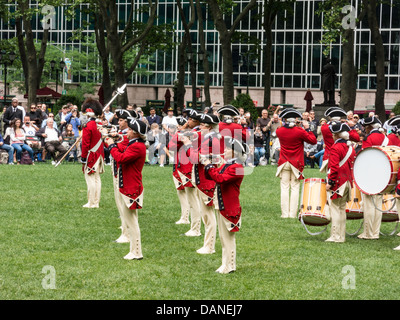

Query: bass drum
[353,146,400,195]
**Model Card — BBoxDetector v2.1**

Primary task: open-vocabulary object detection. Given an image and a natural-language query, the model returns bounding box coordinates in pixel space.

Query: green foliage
[392,100,400,115]
[54,93,85,114]
[230,93,258,122]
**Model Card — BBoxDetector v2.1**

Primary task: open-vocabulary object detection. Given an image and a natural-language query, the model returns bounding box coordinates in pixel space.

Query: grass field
[1,162,400,300]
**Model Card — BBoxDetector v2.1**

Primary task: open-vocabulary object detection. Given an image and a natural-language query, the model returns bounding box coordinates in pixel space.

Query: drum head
[353,148,392,195]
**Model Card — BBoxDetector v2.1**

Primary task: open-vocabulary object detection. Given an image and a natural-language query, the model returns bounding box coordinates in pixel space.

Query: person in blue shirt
[0,133,14,164]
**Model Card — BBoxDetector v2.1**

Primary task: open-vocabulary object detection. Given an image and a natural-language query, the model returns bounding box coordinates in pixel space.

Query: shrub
[230,93,258,122]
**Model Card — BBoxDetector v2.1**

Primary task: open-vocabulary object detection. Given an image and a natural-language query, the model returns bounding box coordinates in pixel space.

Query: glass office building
[1,0,399,101]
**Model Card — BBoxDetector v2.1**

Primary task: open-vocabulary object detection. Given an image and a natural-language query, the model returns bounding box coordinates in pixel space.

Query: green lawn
[1,163,400,300]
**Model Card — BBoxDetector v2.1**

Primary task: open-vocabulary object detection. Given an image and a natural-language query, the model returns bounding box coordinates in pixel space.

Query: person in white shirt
[162,107,178,132]
[22,115,41,151]
[36,118,68,165]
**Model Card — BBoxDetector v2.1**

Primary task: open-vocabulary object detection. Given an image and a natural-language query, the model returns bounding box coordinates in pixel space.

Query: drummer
[325,122,356,243]
[385,115,400,146]
[358,116,387,240]
[320,107,360,172]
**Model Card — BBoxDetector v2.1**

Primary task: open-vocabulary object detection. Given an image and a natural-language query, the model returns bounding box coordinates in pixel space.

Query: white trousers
[197,189,216,251]
[185,187,202,234]
[359,193,383,239]
[216,211,236,273]
[117,196,143,258]
[113,175,129,238]
[326,185,350,242]
[280,162,301,218]
[176,189,190,223]
[84,171,102,206]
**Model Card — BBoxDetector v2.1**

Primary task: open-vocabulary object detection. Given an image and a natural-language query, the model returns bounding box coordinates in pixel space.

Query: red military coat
[112,131,129,178]
[218,122,248,153]
[362,130,388,149]
[81,118,105,174]
[186,131,220,204]
[110,138,146,210]
[167,133,185,190]
[321,123,360,161]
[205,161,244,232]
[388,133,400,146]
[327,139,356,199]
[276,125,317,176]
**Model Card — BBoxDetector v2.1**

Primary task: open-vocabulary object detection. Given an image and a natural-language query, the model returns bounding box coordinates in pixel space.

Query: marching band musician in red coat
[320,107,360,172]
[325,123,356,243]
[387,127,400,147]
[80,98,105,208]
[180,109,202,237]
[358,116,387,240]
[217,104,248,152]
[204,137,247,274]
[167,116,191,225]
[109,108,138,243]
[104,118,147,260]
[276,108,317,218]
[182,113,222,254]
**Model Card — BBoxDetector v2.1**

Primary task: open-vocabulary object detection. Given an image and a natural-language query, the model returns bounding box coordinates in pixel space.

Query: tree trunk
[366,0,386,120]
[220,37,235,104]
[175,35,187,110]
[339,28,357,111]
[263,23,273,108]
[196,0,211,107]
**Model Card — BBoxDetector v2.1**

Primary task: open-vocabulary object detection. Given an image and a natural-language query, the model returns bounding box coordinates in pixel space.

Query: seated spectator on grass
[147,123,162,165]
[0,132,14,164]
[23,115,41,151]
[8,118,34,165]
[304,140,318,168]
[62,123,78,162]
[36,118,68,165]
[254,126,266,166]
[41,113,58,130]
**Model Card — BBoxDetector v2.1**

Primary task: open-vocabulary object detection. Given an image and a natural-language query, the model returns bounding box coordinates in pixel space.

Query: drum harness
[300,144,354,236]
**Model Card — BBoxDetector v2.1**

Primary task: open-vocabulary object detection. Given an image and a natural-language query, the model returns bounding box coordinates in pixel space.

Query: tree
[207,0,257,104]
[364,0,386,120]
[317,1,365,112]
[261,0,295,109]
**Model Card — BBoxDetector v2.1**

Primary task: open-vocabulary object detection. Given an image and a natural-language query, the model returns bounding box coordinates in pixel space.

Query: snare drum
[382,194,399,223]
[299,178,330,226]
[353,146,400,195]
[346,186,363,220]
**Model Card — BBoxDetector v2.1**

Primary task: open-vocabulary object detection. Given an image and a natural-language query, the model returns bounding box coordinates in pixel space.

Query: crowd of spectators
[0,97,396,168]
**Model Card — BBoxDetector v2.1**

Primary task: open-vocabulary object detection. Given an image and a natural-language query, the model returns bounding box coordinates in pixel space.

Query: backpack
[0,150,8,164]
[20,151,32,165]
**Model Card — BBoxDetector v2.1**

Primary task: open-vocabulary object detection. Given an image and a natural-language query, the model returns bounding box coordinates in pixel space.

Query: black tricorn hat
[127,118,148,135]
[279,108,301,119]
[218,104,240,116]
[176,116,188,126]
[324,107,347,118]
[359,116,382,126]
[199,113,220,124]
[387,115,400,127]
[329,122,351,134]
[115,108,138,119]
[186,109,201,121]
[224,136,250,155]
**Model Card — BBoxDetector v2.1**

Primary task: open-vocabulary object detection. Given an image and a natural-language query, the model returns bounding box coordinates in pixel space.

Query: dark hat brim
[325,107,347,118]
[387,115,400,127]
[329,122,351,134]
[199,113,220,124]
[279,108,301,119]
[360,116,382,126]
[218,105,240,116]
[127,118,148,135]
[224,137,250,155]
